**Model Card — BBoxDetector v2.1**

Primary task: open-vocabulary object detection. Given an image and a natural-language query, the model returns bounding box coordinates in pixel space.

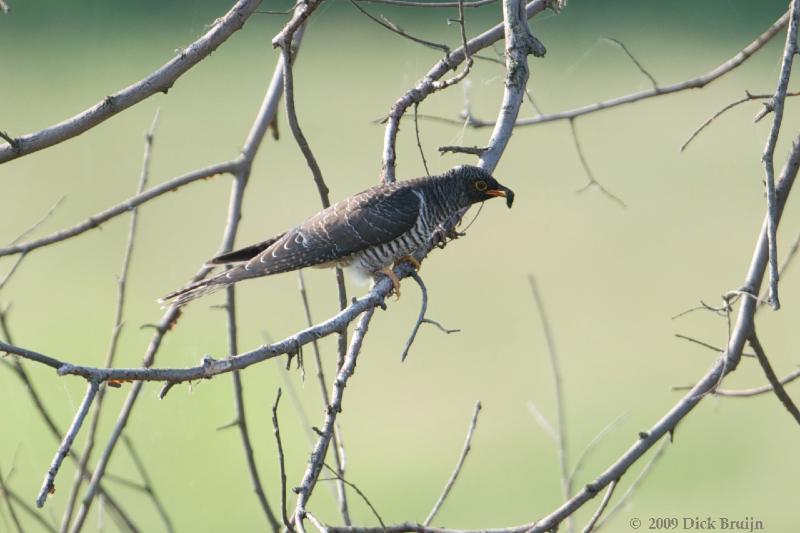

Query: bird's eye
[475,180,488,191]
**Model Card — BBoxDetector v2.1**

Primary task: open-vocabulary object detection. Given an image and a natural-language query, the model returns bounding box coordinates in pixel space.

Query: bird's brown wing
[244,184,421,275]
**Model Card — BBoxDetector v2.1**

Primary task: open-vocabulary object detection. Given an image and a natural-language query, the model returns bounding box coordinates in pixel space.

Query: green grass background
[1,0,799,531]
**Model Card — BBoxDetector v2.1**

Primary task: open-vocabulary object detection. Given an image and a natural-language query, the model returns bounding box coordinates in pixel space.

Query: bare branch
[3,484,57,533]
[581,479,617,533]
[36,381,100,508]
[414,104,431,176]
[9,195,65,245]
[438,145,487,155]
[673,367,800,397]
[477,0,546,173]
[297,271,351,523]
[748,333,800,425]
[569,120,626,208]
[0,159,238,259]
[60,111,158,532]
[0,0,263,164]
[322,465,386,529]
[461,11,790,129]
[272,388,292,531]
[349,0,450,53]
[0,467,24,533]
[673,333,755,358]
[568,413,628,490]
[423,401,482,526]
[528,274,571,531]
[526,401,557,440]
[381,0,550,182]
[760,1,800,310]
[602,38,657,89]
[0,309,138,532]
[359,0,497,8]
[229,288,281,531]
[593,439,669,531]
[681,91,800,152]
[293,308,376,530]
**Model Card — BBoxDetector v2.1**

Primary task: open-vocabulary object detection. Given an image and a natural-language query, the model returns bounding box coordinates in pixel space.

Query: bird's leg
[393,255,421,271]
[377,267,402,299]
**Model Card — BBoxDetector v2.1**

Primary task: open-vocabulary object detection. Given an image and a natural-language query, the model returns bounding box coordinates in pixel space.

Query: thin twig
[349,0,450,53]
[36,381,100,508]
[526,401,557,440]
[581,479,617,533]
[760,1,800,310]
[673,333,755,358]
[5,490,57,533]
[672,367,800,397]
[0,468,24,533]
[569,120,626,208]
[401,271,429,361]
[748,333,800,425]
[414,103,431,175]
[228,287,281,531]
[121,437,174,533]
[359,0,496,8]
[0,159,239,259]
[321,465,386,529]
[10,195,65,245]
[529,274,571,532]
[272,388,292,531]
[423,401,482,526]
[593,439,669,531]
[567,413,628,490]
[681,91,800,152]
[602,38,657,89]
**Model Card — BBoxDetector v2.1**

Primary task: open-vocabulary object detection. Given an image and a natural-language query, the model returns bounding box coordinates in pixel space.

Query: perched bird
[161,165,514,307]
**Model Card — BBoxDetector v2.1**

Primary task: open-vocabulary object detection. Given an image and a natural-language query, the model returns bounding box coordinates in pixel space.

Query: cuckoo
[161,165,514,307]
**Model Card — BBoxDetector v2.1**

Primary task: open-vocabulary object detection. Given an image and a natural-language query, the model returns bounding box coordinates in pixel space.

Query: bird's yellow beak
[486,186,515,208]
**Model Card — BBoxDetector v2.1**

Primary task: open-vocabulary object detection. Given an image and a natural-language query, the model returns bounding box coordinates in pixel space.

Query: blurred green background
[2,0,799,531]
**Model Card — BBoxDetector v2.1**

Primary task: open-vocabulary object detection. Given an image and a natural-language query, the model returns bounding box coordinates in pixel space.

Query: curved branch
[0,160,239,258]
[380,0,549,182]
[0,0,263,164]
[462,10,790,129]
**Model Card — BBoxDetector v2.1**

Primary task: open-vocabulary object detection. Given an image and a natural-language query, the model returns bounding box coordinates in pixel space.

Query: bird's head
[453,165,515,208]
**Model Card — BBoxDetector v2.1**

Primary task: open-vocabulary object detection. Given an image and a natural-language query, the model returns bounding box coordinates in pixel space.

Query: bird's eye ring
[475,180,488,191]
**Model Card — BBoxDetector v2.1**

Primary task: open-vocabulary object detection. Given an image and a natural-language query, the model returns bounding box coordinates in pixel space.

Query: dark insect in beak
[486,186,515,208]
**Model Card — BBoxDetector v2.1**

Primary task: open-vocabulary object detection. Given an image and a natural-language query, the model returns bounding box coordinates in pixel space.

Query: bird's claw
[393,255,421,271]
[378,267,402,299]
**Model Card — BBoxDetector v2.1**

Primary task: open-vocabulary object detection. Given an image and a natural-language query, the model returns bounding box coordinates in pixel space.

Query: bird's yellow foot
[378,267,402,299]
[393,255,421,271]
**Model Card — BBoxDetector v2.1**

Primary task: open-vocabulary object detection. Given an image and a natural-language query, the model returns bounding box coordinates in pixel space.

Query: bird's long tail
[159,267,253,308]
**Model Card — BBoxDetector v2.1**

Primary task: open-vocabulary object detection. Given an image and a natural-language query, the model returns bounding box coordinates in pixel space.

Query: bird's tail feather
[159,267,250,308]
